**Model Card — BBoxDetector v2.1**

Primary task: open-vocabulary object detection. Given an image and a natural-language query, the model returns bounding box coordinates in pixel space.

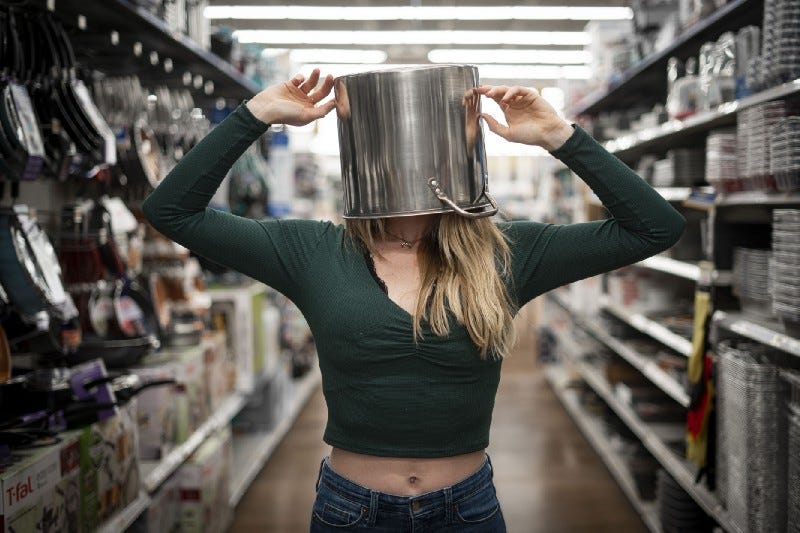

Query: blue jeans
[310,455,506,532]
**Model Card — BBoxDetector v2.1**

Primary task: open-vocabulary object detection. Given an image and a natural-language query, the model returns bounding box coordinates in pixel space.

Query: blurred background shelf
[544,365,662,533]
[571,0,763,116]
[230,367,322,506]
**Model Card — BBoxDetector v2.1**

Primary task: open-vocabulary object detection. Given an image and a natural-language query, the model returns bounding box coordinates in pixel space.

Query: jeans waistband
[316,455,494,513]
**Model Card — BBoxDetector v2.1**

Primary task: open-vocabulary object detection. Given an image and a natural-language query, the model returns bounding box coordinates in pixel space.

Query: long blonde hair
[346,214,516,359]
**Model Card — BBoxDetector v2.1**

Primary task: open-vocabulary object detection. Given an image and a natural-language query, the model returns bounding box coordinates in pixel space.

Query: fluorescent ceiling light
[289,49,388,64]
[297,63,590,80]
[206,5,632,21]
[428,49,590,65]
[234,30,590,46]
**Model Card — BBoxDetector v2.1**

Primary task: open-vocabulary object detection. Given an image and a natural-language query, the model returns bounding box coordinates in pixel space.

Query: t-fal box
[0,434,81,533]
[178,426,232,533]
[79,401,140,531]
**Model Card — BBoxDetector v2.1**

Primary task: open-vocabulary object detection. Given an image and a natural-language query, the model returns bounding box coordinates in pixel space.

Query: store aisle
[231,330,647,533]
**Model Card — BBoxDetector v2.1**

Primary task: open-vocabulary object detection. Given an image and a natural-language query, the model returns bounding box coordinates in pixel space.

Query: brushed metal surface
[335,65,494,218]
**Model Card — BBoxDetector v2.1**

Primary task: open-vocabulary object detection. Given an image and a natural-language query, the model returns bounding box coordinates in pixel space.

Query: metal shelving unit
[548,291,690,407]
[229,367,322,506]
[599,296,693,357]
[713,310,800,357]
[571,0,763,116]
[44,0,259,99]
[558,359,741,533]
[605,78,800,161]
[544,366,662,533]
[141,393,247,493]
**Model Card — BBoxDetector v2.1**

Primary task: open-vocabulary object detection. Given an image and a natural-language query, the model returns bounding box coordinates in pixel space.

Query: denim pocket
[453,483,501,524]
[312,484,368,528]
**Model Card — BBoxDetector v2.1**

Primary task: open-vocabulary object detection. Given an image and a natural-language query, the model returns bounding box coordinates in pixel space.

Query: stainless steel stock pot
[334,65,498,219]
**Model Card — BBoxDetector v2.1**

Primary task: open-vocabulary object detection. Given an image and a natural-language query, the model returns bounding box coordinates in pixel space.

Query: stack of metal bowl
[783,371,800,532]
[717,340,789,533]
[733,247,774,319]
[770,119,800,192]
[656,469,713,532]
[772,209,800,334]
[737,101,787,191]
[705,130,738,193]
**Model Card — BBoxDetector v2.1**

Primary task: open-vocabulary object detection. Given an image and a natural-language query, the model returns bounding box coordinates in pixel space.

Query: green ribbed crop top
[142,103,685,458]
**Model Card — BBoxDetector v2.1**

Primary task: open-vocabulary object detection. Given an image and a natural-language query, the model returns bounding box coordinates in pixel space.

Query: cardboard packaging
[129,473,179,533]
[131,344,208,456]
[78,401,140,531]
[202,331,233,413]
[0,434,81,533]
[177,426,232,533]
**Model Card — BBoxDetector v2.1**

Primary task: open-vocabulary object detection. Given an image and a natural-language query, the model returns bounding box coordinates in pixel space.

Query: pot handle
[427,178,498,218]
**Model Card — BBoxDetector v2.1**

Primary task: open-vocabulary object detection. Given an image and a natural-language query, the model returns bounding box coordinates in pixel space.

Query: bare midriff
[328,447,487,496]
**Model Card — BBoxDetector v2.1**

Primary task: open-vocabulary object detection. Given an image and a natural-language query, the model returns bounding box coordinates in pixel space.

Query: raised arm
[477,85,686,304]
[142,70,336,299]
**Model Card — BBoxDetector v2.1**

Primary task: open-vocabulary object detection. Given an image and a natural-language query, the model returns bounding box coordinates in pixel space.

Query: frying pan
[0,206,77,323]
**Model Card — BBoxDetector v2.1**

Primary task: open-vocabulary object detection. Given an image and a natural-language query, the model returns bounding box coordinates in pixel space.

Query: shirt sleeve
[141,103,331,302]
[505,125,687,306]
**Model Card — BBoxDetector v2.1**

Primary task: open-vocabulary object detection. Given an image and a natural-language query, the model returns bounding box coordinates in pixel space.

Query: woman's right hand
[246,68,336,126]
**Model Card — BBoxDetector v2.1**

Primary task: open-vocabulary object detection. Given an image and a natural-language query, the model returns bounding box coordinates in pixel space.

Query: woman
[143,68,685,532]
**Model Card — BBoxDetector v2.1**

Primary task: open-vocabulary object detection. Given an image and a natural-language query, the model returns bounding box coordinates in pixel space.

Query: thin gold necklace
[384,229,424,249]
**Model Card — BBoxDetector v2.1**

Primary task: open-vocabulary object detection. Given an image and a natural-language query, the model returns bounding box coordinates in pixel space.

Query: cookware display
[58,198,160,367]
[0,358,173,440]
[0,205,80,355]
[93,75,210,190]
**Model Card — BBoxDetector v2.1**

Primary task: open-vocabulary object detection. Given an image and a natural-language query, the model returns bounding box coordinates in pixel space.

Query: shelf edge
[600,297,693,357]
[95,491,151,533]
[142,393,246,493]
[713,310,800,357]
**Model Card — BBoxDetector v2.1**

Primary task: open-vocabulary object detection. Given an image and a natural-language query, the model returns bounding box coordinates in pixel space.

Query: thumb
[480,113,509,139]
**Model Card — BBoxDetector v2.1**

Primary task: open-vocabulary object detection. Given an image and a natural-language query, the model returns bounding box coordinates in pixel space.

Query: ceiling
[205,0,631,87]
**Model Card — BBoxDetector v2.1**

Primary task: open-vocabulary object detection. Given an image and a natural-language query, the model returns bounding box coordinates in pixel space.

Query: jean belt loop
[443,486,453,525]
[315,457,326,491]
[485,453,493,477]
[367,490,379,526]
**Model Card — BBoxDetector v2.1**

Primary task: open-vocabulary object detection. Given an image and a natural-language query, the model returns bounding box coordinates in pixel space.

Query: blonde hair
[346,214,516,359]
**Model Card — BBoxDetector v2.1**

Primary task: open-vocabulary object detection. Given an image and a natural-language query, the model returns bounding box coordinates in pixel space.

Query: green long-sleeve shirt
[142,103,685,458]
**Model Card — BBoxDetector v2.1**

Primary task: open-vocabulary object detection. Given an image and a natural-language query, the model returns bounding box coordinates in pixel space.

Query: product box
[178,426,233,533]
[262,304,282,378]
[130,362,178,461]
[132,344,208,449]
[202,330,233,413]
[79,401,140,531]
[0,435,81,533]
[208,282,274,393]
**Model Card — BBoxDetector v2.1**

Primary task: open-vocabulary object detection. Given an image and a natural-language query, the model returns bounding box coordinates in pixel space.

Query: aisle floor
[231,337,648,533]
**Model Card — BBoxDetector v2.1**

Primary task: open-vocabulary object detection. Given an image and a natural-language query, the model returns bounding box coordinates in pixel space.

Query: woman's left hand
[476,85,574,151]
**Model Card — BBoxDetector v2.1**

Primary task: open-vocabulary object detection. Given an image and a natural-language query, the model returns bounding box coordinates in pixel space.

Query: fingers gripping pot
[335,65,498,219]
